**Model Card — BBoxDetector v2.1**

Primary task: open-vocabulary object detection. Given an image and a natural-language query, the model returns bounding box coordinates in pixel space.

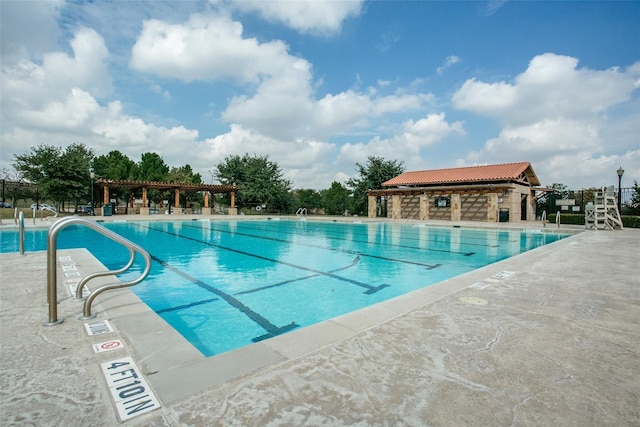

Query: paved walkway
[1,217,638,426]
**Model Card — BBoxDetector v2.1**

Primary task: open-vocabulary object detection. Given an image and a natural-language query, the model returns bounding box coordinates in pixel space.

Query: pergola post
[174,189,181,214]
[139,187,150,215]
[228,189,238,215]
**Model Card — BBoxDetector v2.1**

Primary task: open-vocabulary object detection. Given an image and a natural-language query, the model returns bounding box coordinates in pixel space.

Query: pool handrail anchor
[45,216,152,326]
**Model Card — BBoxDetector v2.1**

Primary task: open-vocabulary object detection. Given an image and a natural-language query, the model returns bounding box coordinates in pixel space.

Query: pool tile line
[141,223,393,294]
[184,220,462,265]
[149,253,301,341]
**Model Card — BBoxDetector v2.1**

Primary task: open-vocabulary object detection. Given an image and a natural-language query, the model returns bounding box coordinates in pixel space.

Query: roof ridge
[404,162,530,174]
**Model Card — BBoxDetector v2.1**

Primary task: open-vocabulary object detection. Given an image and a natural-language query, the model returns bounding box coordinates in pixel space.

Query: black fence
[542,187,637,216]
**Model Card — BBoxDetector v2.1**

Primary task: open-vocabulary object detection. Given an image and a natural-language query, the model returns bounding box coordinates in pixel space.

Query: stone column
[419,194,429,220]
[368,195,377,218]
[391,195,401,220]
[103,186,109,205]
[487,193,498,222]
[451,194,461,221]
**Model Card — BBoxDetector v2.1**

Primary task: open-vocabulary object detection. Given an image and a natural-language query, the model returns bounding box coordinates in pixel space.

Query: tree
[59,143,94,208]
[136,152,169,206]
[292,188,322,213]
[320,181,351,215]
[215,153,292,212]
[136,152,169,182]
[13,143,94,209]
[92,151,137,181]
[168,164,202,184]
[346,156,405,215]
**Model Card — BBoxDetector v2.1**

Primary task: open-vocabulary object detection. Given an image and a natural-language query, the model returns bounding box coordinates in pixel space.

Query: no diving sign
[93,339,124,354]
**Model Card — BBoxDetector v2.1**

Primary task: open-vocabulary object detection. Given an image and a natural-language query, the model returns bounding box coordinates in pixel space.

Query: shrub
[622,216,640,228]
[549,213,640,228]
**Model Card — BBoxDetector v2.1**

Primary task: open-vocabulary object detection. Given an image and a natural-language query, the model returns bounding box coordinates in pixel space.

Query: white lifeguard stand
[585,186,623,230]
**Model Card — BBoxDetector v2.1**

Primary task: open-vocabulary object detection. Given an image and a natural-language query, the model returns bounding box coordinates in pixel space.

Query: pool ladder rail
[45,216,152,326]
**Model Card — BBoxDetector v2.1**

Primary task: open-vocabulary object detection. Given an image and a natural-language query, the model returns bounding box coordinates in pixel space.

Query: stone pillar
[419,194,429,220]
[204,191,209,208]
[451,194,461,221]
[487,193,499,222]
[391,195,401,220]
[103,186,109,205]
[142,187,147,207]
[230,190,236,209]
[368,195,377,218]
[174,189,180,209]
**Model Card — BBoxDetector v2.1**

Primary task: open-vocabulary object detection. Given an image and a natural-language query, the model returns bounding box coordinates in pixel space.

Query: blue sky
[1,0,638,190]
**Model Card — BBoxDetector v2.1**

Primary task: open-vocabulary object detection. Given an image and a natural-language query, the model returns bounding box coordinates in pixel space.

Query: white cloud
[453,53,636,125]
[453,53,640,188]
[336,113,465,168]
[130,13,305,84]
[229,0,363,35]
[1,27,111,115]
[436,55,460,75]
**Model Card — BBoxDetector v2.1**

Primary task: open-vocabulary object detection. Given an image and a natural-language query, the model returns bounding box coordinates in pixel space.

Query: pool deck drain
[1,217,639,426]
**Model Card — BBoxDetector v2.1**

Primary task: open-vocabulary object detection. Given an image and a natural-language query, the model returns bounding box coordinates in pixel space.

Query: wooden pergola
[94,179,238,215]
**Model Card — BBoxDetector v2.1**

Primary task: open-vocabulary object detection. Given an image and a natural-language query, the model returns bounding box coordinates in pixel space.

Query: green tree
[321,181,351,215]
[136,152,169,182]
[291,188,322,213]
[168,164,202,184]
[60,143,94,208]
[92,151,137,181]
[215,153,292,213]
[92,151,138,205]
[346,156,405,215]
[13,143,94,209]
[136,152,169,206]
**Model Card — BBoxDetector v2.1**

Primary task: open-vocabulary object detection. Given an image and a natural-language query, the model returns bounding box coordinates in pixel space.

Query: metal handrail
[18,211,25,255]
[45,216,152,326]
[296,207,307,216]
[556,211,561,228]
[541,210,547,228]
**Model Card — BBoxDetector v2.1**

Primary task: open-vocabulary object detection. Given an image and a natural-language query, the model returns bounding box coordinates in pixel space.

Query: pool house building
[368,162,544,223]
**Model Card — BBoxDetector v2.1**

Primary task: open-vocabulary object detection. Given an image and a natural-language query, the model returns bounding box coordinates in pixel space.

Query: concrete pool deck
[1,216,638,426]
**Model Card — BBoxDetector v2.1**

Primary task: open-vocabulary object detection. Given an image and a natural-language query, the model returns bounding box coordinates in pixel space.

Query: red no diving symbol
[101,341,122,350]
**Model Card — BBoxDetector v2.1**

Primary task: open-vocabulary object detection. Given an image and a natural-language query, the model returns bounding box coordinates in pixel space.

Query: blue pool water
[1,219,570,356]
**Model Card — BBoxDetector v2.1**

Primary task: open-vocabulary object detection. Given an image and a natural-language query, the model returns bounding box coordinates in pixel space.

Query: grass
[0,208,62,221]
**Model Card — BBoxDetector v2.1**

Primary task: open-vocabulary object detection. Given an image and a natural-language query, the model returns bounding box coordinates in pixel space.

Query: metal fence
[543,187,637,215]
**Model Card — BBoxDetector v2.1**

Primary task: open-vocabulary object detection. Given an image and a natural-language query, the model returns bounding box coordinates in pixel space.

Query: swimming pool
[0,219,570,356]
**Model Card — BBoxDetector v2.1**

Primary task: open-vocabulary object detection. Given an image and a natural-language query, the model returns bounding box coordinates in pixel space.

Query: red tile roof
[382,162,541,187]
